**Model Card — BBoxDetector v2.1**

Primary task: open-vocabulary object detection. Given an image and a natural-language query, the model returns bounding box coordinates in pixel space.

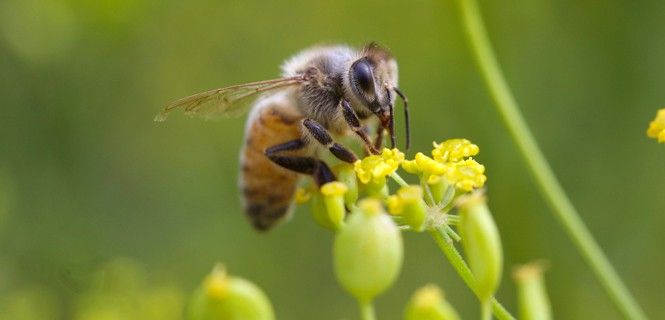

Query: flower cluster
[291,138,504,320]
[403,139,486,192]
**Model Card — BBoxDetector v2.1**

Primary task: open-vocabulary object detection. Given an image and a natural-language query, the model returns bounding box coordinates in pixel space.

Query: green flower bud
[427,175,447,204]
[334,164,359,207]
[310,182,347,231]
[514,262,552,320]
[320,182,348,231]
[334,199,403,303]
[457,192,503,302]
[404,284,460,320]
[187,265,274,320]
[391,185,428,232]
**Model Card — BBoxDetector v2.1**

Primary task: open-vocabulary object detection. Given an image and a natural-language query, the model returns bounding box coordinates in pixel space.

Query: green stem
[430,228,515,320]
[454,0,647,319]
[390,172,409,187]
[482,301,492,320]
[359,300,376,320]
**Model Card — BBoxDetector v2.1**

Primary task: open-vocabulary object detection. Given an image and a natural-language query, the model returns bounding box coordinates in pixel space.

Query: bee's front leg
[340,99,380,155]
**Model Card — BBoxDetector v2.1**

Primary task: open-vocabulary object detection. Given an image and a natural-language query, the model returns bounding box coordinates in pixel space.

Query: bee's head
[347,43,410,149]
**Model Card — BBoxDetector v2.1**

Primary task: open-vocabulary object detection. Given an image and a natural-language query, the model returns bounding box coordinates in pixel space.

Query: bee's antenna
[394,87,410,149]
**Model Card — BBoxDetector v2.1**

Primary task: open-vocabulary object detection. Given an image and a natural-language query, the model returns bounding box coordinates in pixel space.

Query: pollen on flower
[647,108,665,143]
[354,148,405,184]
[294,187,311,204]
[432,139,480,163]
[443,158,487,192]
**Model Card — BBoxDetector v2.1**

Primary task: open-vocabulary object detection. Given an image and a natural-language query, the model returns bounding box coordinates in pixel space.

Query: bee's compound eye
[352,60,374,93]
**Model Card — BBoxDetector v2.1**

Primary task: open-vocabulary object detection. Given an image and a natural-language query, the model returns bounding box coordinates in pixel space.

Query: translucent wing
[154,76,304,122]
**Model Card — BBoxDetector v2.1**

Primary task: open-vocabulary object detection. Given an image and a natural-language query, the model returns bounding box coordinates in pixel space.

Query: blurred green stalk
[453,0,647,319]
[430,228,515,320]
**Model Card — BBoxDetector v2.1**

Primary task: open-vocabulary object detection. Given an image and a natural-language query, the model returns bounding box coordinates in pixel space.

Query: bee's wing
[154,76,304,122]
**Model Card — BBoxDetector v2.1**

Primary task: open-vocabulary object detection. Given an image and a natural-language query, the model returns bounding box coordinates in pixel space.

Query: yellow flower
[647,108,665,143]
[443,158,487,192]
[401,153,445,181]
[354,148,405,184]
[432,139,479,163]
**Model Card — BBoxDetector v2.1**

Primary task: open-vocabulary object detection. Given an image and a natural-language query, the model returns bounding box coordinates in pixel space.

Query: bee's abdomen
[239,97,304,230]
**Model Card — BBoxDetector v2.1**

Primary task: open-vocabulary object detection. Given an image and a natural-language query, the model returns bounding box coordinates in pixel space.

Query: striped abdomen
[239,93,304,230]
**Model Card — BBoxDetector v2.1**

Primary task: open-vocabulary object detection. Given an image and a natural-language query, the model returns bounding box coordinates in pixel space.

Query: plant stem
[453,0,647,319]
[359,300,376,320]
[482,301,492,320]
[430,228,515,320]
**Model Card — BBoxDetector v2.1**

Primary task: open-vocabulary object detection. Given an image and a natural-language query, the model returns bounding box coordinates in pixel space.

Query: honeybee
[156,43,409,230]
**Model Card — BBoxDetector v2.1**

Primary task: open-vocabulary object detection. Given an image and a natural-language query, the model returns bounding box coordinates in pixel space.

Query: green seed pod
[334,199,403,303]
[404,284,460,320]
[426,175,447,205]
[310,182,347,231]
[514,262,552,320]
[457,192,503,302]
[396,186,428,232]
[320,182,348,231]
[187,265,275,320]
[334,164,359,207]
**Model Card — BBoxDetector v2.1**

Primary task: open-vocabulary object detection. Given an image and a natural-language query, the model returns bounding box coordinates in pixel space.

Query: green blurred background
[1,0,664,318]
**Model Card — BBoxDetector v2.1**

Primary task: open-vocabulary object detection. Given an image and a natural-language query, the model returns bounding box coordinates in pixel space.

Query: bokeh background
[1,0,664,319]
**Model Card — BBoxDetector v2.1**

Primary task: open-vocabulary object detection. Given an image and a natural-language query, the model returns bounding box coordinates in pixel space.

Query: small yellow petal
[415,153,446,176]
[432,139,480,163]
[353,148,404,185]
[444,158,487,192]
[647,108,665,143]
[402,159,421,174]
[321,181,348,197]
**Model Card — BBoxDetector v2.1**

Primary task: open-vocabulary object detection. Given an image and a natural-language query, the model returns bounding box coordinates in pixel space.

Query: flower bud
[513,262,552,320]
[187,265,274,320]
[310,187,343,231]
[457,192,503,302]
[334,199,403,303]
[404,284,460,320]
[319,182,348,231]
[334,164,358,207]
[391,186,428,232]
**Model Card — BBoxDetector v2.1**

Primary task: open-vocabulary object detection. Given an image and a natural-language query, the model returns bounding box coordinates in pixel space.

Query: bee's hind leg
[265,139,336,186]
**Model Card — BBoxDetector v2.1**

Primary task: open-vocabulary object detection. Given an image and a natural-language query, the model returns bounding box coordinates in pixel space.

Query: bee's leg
[265,139,336,186]
[341,99,380,155]
[374,127,385,150]
[301,119,358,164]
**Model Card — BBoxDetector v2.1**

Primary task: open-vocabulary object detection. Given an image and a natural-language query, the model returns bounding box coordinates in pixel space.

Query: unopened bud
[404,284,460,320]
[310,184,344,231]
[334,199,403,303]
[187,265,274,320]
[514,262,552,320]
[320,182,348,231]
[457,192,503,302]
[334,164,359,207]
[394,186,428,232]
